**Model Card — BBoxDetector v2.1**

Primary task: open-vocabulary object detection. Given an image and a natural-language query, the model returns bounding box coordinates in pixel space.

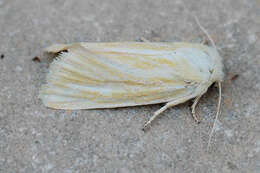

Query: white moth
[39,16,224,147]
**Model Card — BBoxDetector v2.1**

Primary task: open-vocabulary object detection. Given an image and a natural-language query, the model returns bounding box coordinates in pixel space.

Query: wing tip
[38,52,90,110]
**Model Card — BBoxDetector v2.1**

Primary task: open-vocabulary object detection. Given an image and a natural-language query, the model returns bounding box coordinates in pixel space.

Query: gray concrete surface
[0,0,260,172]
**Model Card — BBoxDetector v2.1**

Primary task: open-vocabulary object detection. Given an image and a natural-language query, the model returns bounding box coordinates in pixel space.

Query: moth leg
[143,96,194,131]
[191,95,202,123]
[143,104,169,131]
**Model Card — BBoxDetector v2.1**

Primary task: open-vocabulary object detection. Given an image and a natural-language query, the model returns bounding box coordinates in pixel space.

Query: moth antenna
[182,3,216,49]
[207,82,222,150]
[193,15,216,49]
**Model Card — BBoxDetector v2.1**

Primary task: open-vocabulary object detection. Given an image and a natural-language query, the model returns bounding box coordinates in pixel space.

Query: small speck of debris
[0,54,4,59]
[230,74,239,81]
[32,56,41,63]
[137,37,149,42]
[227,161,238,170]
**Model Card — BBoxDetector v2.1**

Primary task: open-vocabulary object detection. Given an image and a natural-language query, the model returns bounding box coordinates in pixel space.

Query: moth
[39,20,224,132]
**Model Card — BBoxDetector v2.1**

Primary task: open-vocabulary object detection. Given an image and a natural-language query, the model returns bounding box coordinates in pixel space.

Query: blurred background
[0,0,259,172]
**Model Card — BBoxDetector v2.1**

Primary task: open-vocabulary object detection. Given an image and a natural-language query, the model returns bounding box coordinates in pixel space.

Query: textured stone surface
[0,0,260,172]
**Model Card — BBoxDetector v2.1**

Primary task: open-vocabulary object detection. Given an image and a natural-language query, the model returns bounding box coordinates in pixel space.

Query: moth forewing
[40,42,224,130]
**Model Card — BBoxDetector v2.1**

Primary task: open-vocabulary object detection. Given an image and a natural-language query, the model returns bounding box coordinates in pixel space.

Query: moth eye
[209,69,214,74]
